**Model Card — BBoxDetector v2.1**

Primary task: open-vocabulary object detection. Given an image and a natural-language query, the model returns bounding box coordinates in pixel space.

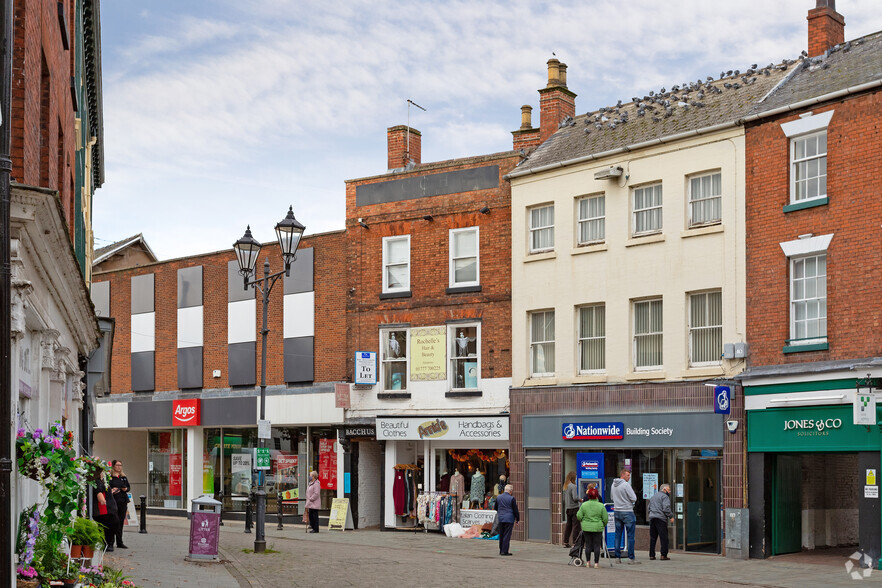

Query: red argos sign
[172,399,200,426]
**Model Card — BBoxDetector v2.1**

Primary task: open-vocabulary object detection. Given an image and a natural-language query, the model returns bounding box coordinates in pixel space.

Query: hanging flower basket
[15,446,43,481]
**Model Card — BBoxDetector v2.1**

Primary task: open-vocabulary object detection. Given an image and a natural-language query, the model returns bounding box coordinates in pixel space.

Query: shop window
[530,310,555,377]
[632,183,663,236]
[577,304,605,373]
[449,227,479,287]
[147,430,187,509]
[633,298,662,369]
[382,235,410,293]
[577,194,605,244]
[529,204,554,253]
[449,324,479,390]
[688,172,721,227]
[381,329,408,390]
[688,291,722,366]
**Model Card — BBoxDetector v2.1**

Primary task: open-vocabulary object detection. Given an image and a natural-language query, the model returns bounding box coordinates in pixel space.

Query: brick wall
[744,91,882,368]
[344,152,521,381]
[509,381,744,544]
[11,0,76,237]
[93,231,347,394]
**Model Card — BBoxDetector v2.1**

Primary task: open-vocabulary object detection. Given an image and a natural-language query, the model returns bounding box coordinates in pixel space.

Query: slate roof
[93,233,158,265]
[513,30,882,175]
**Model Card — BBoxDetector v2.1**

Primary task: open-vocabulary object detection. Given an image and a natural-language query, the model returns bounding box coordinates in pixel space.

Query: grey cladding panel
[128,400,173,427]
[202,396,257,426]
[177,266,203,308]
[228,341,256,386]
[284,247,313,294]
[177,347,203,389]
[131,274,154,314]
[284,336,314,383]
[355,165,499,206]
[131,351,155,392]
[91,281,110,317]
[228,260,256,302]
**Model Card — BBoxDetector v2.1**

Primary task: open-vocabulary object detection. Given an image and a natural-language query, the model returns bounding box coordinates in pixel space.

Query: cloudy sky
[95,1,882,260]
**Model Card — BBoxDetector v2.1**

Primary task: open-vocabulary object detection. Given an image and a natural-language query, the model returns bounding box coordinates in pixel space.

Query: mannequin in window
[450,469,465,498]
[388,333,401,358]
[439,469,451,492]
[470,469,486,509]
[455,331,475,357]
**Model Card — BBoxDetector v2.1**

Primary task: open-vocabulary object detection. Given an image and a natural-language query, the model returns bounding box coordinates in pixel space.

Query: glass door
[681,459,721,553]
[526,450,551,542]
[147,430,187,509]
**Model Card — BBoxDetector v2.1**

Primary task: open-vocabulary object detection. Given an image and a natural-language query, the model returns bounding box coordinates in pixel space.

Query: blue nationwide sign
[562,422,625,441]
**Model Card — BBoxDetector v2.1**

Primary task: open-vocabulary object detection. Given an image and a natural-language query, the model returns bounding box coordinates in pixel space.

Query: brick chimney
[511,105,541,152]
[807,0,845,57]
[387,125,421,170]
[538,58,576,144]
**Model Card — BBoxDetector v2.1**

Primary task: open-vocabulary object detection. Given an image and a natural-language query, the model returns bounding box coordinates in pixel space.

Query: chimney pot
[559,63,568,87]
[520,105,533,129]
[546,58,561,87]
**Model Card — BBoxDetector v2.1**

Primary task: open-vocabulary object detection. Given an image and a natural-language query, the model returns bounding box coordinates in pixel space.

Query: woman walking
[576,487,608,568]
[562,471,581,548]
[109,460,130,548]
[306,470,321,533]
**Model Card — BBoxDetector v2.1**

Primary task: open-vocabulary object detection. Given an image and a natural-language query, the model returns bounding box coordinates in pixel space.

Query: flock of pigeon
[558,39,864,136]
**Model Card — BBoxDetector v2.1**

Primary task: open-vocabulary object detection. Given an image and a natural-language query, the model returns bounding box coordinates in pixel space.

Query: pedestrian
[93,478,119,552]
[305,470,321,533]
[611,468,640,564]
[576,487,608,568]
[648,483,674,561]
[494,483,519,556]
[109,459,130,549]
[562,471,581,548]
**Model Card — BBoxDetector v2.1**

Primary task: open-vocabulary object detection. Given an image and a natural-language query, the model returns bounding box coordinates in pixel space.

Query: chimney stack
[387,125,421,171]
[538,58,576,144]
[512,105,541,152]
[807,0,845,57]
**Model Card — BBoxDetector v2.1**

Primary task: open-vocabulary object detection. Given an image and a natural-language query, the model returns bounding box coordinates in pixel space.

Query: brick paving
[108,516,877,587]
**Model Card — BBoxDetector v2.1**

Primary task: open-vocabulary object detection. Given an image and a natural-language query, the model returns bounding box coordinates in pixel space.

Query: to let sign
[354,352,376,385]
[172,399,200,426]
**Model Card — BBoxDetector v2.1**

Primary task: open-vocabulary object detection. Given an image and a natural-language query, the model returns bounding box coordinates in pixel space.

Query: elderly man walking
[648,483,674,560]
[494,484,520,556]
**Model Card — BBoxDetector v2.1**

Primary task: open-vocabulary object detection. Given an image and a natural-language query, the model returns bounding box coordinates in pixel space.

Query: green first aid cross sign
[255,448,271,470]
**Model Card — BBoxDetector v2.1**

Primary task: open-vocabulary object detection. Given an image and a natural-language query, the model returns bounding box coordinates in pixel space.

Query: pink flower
[53,438,63,449]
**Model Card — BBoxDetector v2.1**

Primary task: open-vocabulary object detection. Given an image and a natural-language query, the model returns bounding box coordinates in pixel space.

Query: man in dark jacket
[494,484,520,556]
[648,483,674,560]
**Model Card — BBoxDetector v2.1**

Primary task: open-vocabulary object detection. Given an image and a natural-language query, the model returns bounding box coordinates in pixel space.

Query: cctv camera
[726,420,738,433]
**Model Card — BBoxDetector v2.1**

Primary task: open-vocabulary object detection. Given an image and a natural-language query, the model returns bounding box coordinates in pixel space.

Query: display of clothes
[393,464,421,518]
[438,472,451,492]
[450,470,465,520]
[469,471,485,505]
[417,492,456,529]
[392,469,406,515]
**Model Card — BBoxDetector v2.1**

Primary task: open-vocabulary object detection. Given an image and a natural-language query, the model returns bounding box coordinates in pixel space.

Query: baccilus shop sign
[172,399,201,426]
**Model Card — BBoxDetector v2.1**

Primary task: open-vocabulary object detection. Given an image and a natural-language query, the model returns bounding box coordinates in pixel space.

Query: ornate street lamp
[232,206,305,553]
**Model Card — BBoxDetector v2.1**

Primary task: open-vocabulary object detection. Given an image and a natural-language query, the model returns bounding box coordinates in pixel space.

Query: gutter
[506,78,882,180]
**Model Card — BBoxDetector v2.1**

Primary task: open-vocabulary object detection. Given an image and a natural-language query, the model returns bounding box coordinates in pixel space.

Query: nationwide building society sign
[563,422,624,440]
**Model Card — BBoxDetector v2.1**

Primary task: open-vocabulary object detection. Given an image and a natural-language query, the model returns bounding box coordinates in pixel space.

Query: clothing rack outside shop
[416,491,455,532]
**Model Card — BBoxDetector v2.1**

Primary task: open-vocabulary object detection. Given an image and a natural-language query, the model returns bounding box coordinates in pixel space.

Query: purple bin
[188,495,222,561]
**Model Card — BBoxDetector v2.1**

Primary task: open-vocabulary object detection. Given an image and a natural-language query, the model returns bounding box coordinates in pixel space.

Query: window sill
[783,341,829,354]
[783,197,828,213]
[574,374,607,384]
[681,365,724,378]
[624,370,666,381]
[377,392,412,400]
[524,377,557,386]
[524,251,556,263]
[379,290,412,300]
[571,243,608,256]
[445,390,483,398]
[681,224,723,239]
[625,233,665,247]
[446,285,482,295]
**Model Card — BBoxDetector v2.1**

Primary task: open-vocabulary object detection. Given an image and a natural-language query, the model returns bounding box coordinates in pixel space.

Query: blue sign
[714,386,731,415]
[563,422,624,440]
[605,504,623,551]
[577,452,605,502]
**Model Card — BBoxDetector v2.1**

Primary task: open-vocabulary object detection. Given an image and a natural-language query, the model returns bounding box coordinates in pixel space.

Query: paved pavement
[105,516,877,587]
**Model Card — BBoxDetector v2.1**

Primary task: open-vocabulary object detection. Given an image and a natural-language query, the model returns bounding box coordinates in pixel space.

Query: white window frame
[790,131,828,204]
[529,310,555,378]
[633,298,663,370]
[790,254,827,344]
[577,304,605,373]
[448,323,480,390]
[687,171,722,227]
[382,235,411,293]
[379,328,409,391]
[529,204,555,253]
[688,291,722,367]
[576,194,605,245]
[449,227,479,288]
[632,183,663,236]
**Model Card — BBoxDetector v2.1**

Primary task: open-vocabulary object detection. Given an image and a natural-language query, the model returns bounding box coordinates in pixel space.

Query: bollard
[277,493,284,530]
[139,495,147,534]
[244,493,253,533]
[218,490,224,526]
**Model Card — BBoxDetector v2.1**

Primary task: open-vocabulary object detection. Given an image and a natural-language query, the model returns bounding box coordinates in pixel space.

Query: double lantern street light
[232,206,305,553]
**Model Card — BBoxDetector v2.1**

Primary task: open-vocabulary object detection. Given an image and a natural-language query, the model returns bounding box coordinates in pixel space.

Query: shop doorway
[772,454,802,555]
[681,459,720,553]
[526,450,551,542]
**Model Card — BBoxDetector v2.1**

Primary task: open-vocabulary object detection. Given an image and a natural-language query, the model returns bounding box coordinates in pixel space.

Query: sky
[94,1,882,261]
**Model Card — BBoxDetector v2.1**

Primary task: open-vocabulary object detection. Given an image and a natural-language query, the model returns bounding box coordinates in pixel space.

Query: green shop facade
[743,367,881,568]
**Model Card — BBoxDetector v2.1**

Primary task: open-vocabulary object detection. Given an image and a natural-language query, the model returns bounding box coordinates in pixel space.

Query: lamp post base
[254,489,266,553]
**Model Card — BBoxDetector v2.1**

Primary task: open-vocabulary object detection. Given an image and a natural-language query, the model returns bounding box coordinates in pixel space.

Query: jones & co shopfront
[522,412,725,553]
[376,415,509,529]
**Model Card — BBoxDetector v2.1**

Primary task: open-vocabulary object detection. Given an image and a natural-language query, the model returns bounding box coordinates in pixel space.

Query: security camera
[726,420,738,433]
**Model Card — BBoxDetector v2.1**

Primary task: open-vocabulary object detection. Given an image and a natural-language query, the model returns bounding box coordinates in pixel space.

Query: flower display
[447,448,507,462]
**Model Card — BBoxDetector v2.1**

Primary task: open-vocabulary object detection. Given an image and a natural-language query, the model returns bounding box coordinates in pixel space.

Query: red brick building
[342,125,522,529]
[740,4,882,563]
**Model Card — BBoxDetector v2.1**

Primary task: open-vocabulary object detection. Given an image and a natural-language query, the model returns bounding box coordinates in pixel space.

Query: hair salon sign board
[376,416,509,441]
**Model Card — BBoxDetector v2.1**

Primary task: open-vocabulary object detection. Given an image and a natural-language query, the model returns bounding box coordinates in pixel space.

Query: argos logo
[172,399,200,426]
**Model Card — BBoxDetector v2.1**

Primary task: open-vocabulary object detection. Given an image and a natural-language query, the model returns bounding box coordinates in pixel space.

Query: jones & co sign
[783,417,842,436]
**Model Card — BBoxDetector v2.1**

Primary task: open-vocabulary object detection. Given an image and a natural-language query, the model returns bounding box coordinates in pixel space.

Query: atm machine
[576,452,604,501]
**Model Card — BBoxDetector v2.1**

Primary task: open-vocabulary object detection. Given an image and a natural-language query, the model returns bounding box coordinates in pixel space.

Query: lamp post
[233,206,305,553]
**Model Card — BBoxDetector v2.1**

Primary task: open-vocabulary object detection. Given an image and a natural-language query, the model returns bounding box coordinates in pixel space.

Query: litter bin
[188,495,222,561]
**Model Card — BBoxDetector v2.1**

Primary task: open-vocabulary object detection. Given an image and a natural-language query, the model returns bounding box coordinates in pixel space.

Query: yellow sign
[328,497,354,531]
[410,327,446,381]
[280,488,299,500]
[868,469,877,486]
[418,419,449,439]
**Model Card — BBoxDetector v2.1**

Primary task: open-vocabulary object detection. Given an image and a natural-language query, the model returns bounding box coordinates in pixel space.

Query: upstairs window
[791,254,827,341]
[791,132,827,203]
[382,235,410,293]
[450,324,479,389]
[381,329,408,390]
[688,172,722,226]
[578,305,605,372]
[577,195,605,244]
[689,291,722,365]
[449,227,479,287]
[633,299,663,369]
[529,205,554,252]
[632,184,663,235]
[530,311,555,377]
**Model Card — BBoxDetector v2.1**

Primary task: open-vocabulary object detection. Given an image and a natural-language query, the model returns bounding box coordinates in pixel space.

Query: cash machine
[576,452,604,500]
